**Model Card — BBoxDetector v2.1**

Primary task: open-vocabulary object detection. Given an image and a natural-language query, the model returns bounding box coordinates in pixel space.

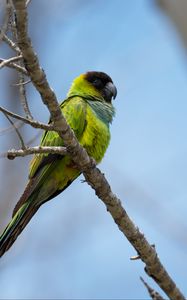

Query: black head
[85,71,117,102]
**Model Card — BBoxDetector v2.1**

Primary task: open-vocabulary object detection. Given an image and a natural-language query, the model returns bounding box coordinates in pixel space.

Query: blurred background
[0,0,187,298]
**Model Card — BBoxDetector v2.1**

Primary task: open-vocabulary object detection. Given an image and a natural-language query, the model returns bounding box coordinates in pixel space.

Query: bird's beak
[104,82,117,100]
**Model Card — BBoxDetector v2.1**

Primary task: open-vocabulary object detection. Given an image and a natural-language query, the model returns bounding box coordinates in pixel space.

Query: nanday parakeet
[0,71,117,257]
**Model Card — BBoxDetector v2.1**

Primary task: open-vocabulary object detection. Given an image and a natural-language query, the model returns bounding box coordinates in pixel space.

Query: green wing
[29,96,87,179]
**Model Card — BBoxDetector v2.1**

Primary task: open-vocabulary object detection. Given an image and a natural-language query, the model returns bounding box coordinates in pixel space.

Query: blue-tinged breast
[79,101,114,163]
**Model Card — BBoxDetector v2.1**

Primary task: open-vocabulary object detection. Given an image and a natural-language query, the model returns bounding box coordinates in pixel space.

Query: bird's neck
[87,100,115,126]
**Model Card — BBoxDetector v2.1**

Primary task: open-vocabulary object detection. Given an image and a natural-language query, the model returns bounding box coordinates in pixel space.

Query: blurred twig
[0,55,22,69]
[26,0,31,6]
[2,113,26,149]
[12,79,31,86]
[7,1,33,119]
[0,120,24,135]
[2,33,20,52]
[18,72,33,119]
[140,277,164,300]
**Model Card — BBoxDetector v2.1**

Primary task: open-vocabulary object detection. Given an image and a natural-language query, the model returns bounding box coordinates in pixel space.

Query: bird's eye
[92,78,104,89]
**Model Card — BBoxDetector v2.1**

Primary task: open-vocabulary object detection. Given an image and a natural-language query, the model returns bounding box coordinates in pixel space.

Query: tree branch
[7,146,67,160]
[0,131,41,159]
[0,55,22,69]
[140,277,165,300]
[1,32,20,53]
[12,79,31,86]
[2,112,26,149]
[18,72,33,119]
[0,105,54,131]
[26,0,31,6]
[10,1,186,299]
[0,58,28,75]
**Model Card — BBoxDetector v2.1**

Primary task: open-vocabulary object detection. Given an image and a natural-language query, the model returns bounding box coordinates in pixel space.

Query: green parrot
[0,71,117,257]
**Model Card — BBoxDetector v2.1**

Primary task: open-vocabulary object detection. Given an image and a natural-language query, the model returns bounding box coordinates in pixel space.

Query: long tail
[0,201,40,257]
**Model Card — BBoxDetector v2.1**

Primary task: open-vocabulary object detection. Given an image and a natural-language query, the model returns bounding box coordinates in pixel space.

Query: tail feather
[12,178,38,217]
[0,202,40,257]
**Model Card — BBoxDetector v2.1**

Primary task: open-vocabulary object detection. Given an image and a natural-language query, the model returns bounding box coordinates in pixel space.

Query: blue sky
[0,0,187,299]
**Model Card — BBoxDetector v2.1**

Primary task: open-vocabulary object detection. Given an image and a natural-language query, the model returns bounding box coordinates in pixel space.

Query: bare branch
[0,130,41,159]
[0,55,22,69]
[3,17,31,120]
[18,72,33,119]
[140,277,164,300]
[130,254,141,260]
[0,0,12,43]
[7,12,32,122]
[7,146,67,160]
[2,112,26,149]
[2,33,20,53]
[12,79,31,86]
[0,3,20,53]
[0,58,28,75]
[0,106,54,131]
[26,0,31,6]
[130,244,155,260]
[11,1,185,299]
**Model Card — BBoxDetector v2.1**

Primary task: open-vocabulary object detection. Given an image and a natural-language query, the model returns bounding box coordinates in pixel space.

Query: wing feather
[29,97,87,178]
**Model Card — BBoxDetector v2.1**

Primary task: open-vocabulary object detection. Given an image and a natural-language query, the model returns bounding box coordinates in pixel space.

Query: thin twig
[0,58,28,75]
[7,145,67,160]
[140,277,165,300]
[0,55,22,69]
[130,254,141,260]
[18,72,33,119]
[0,120,24,135]
[12,79,31,86]
[12,1,185,299]
[0,131,41,159]
[2,33,20,53]
[0,106,54,131]
[2,113,26,149]
[26,0,31,6]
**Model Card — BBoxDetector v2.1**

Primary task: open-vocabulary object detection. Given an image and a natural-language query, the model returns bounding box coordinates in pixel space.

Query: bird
[0,71,117,257]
